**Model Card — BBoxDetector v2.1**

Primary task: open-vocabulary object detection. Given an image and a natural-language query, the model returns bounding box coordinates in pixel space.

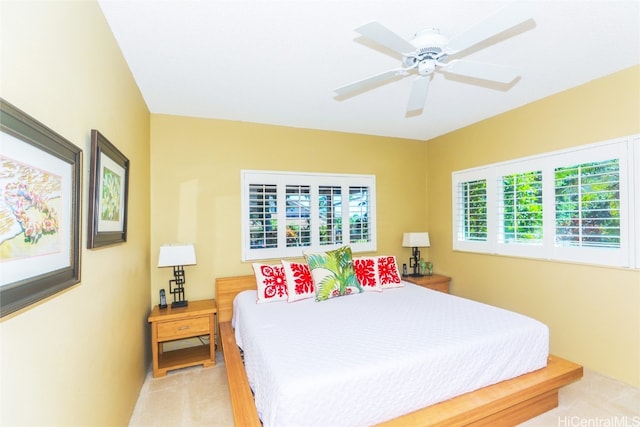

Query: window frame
[241,170,376,261]
[494,159,546,259]
[452,135,638,269]
[453,166,495,254]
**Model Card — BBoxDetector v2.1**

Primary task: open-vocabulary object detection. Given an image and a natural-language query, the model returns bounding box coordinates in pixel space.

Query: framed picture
[87,129,129,248]
[0,98,82,317]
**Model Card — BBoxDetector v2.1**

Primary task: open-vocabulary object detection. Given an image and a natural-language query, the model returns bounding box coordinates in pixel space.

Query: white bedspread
[233,282,549,427]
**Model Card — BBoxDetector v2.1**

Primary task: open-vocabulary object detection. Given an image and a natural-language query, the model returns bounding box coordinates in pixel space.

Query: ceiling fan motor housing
[412,28,449,50]
[403,28,449,72]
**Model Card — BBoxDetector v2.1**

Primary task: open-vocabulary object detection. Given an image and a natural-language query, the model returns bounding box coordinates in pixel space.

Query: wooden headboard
[215,275,257,323]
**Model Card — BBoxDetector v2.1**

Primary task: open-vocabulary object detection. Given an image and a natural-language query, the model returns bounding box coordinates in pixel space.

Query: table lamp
[158,244,197,308]
[402,232,430,276]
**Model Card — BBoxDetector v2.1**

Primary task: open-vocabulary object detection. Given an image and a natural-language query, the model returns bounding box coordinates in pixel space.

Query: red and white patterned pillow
[252,263,288,303]
[281,260,315,302]
[352,257,382,292]
[377,256,403,289]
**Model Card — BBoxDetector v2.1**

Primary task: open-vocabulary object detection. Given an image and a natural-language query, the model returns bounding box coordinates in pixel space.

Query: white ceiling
[98,0,639,141]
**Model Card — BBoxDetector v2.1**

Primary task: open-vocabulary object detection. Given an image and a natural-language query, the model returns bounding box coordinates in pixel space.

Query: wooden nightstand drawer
[156,315,210,341]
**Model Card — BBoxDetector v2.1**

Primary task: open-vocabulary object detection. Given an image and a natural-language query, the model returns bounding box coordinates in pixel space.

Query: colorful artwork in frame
[0,98,82,317]
[1,159,62,253]
[87,129,129,248]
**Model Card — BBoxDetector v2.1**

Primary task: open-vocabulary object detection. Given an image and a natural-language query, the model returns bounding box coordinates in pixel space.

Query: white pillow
[377,256,404,289]
[252,263,288,303]
[281,260,315,302]
[352,256,383,292]
[304,246,362,302]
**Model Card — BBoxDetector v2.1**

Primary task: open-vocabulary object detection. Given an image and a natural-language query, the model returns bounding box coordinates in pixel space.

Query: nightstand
[402,274,451,293]
[148,298,217,377]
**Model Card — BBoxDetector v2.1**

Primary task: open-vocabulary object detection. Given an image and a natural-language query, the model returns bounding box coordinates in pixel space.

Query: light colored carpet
[519,367,639,427]
[129,351,639,426]
[128,351,233,427]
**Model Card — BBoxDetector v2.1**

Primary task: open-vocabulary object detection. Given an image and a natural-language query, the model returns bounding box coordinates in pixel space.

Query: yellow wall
[0,2,151,426]
[427,66,640,387]
[1,5,636,427]
[150,115,426,303]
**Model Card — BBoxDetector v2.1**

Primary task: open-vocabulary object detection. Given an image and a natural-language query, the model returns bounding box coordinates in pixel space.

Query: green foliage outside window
[502,171,543,243]
[461,179,487,241]
[555,159,620,248]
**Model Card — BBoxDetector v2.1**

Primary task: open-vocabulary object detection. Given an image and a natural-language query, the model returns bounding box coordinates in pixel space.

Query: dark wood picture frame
[0,98,82,317]
[87,129,129,248]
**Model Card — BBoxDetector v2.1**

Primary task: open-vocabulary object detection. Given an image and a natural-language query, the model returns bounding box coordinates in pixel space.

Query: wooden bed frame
[216,275,583,427]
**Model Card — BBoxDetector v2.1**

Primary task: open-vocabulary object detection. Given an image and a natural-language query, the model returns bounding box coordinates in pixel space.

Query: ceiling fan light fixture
[417,60,437,76]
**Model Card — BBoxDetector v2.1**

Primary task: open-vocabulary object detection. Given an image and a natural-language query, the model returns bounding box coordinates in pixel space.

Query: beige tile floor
[129,352,639,427]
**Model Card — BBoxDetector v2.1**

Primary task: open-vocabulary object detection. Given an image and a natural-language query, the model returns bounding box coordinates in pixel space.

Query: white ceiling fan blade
[443,59,520,84]
[356,21,416,56]
[334,68,405,96]
[447,4,532,54]
[406,76,430,113]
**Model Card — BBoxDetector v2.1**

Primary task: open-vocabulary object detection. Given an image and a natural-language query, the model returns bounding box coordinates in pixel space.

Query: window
[319,186,342,246]
[248,184,278,249]
[453,168,494,254]
[453,135,639,269]
[242,170,376,261]
[348,186,371,244]
[458,178,487,242]
[499,170,543,245]
[285,185,311,248]
[554,159,620,249]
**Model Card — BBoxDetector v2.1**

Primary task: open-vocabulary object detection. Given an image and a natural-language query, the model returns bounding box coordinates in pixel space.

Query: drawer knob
[178,326,190,331]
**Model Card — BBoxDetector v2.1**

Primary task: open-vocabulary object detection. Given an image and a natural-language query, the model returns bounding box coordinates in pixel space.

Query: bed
[216,274,583,426]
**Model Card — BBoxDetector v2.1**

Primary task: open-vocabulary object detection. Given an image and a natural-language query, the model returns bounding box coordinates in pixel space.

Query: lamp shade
[158,244,197,267]
[402,232,430,248]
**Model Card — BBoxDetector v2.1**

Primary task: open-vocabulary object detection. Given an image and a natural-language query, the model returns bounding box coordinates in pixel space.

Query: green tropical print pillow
[305,246,362,301]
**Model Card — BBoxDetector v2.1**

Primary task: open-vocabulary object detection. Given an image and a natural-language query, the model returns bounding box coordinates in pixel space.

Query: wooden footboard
[216,275,261,426]
[216,275,583,426]
[378,354,582,427]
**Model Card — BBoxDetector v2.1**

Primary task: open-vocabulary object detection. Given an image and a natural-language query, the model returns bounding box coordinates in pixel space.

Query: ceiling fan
[334,5,533,113]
